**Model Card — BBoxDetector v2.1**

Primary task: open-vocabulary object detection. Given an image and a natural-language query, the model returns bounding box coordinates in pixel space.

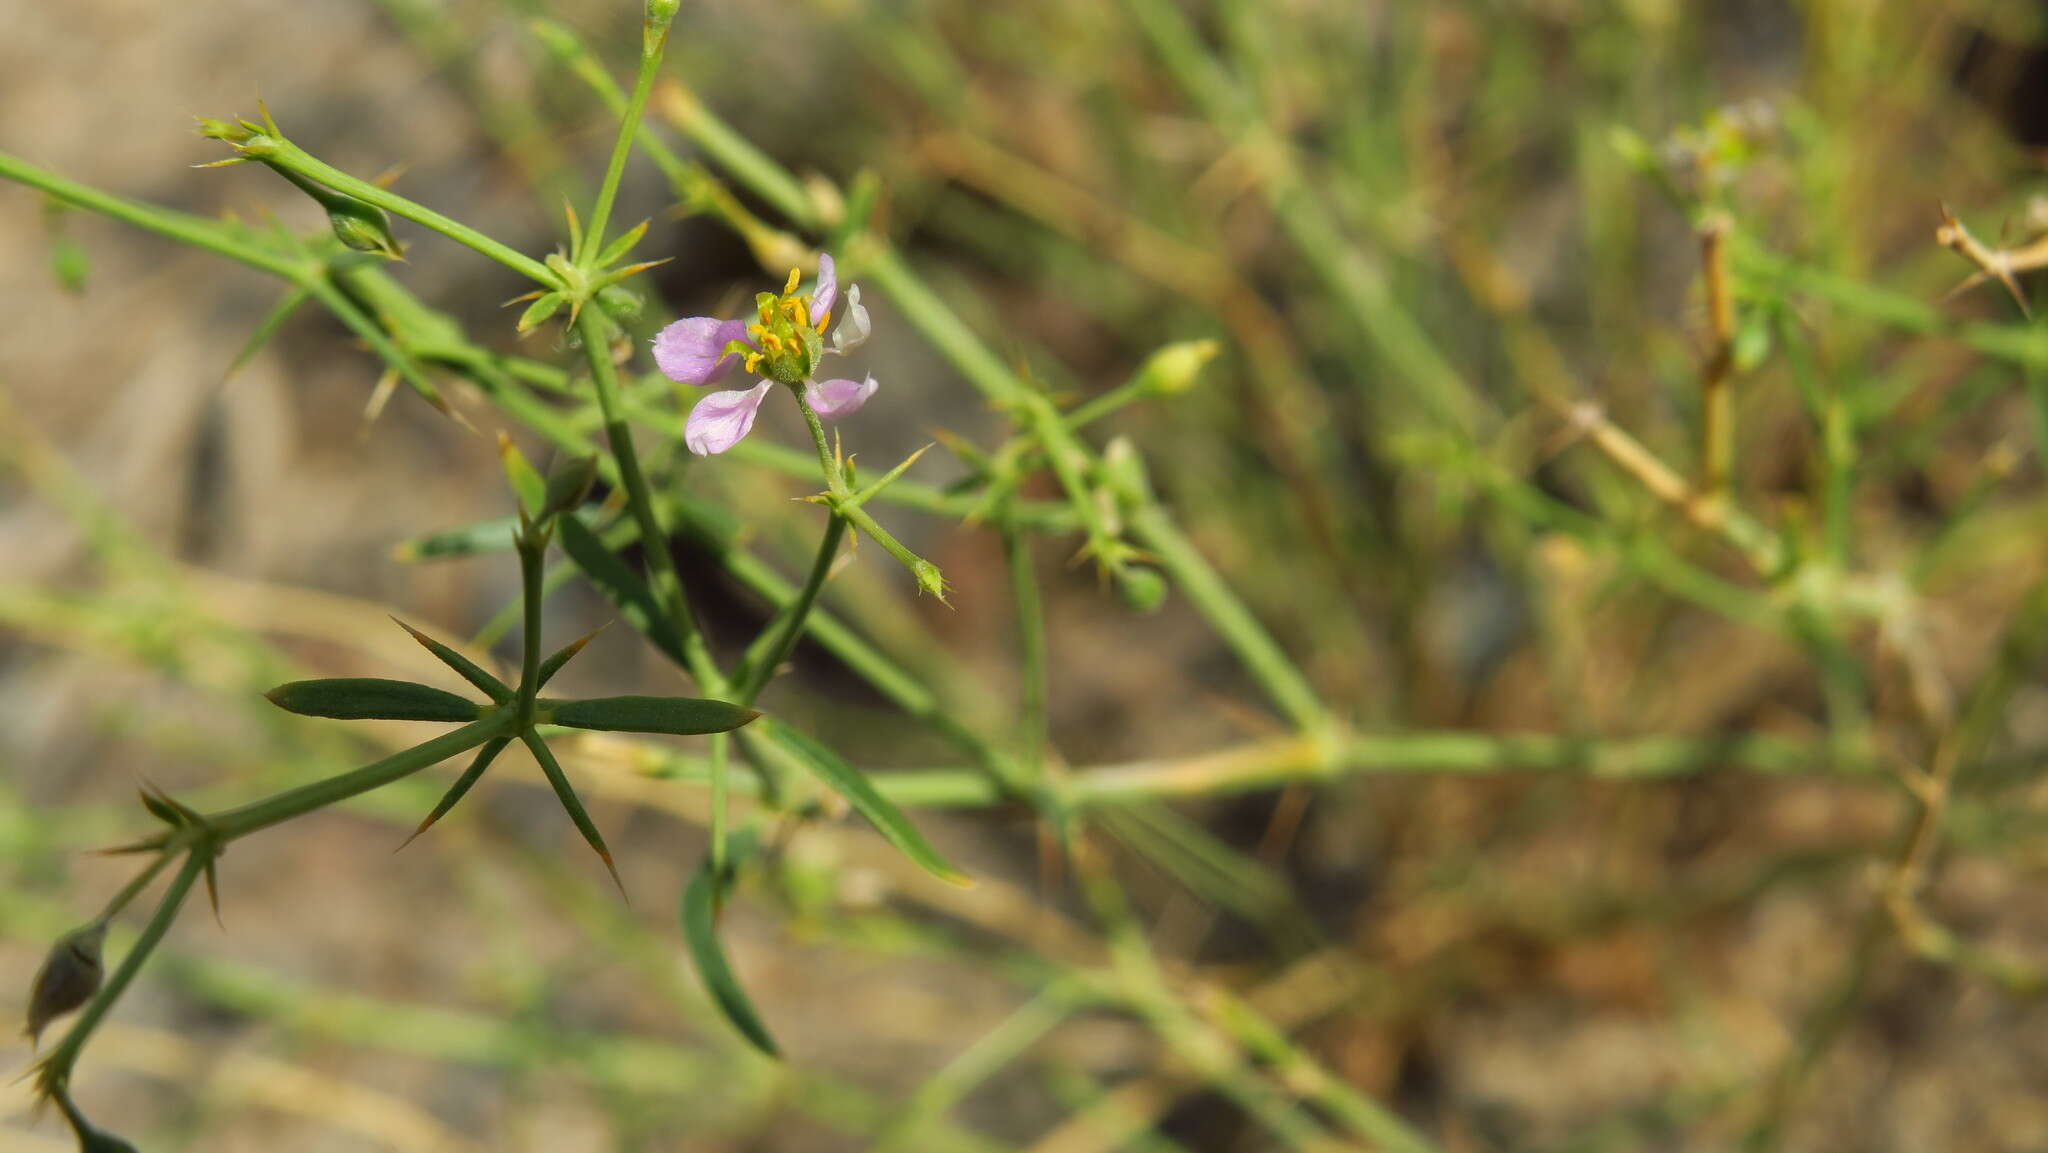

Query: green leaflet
[680,847,779,1057]
[548,695,760,736]
[265,677,482,722]
[750,719,967,886]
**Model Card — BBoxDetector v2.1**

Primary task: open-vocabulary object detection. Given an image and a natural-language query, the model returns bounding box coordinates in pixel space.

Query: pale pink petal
[653,316,751,386]
[810,253,838,319]
[830,284,870,353]
[685,380,774,455]
[804,374,877,420]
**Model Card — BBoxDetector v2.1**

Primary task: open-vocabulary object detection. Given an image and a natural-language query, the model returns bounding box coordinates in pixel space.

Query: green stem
[1126,503,1329,735]
[795,390,943,594]
[261,137,555,285]
[581,9,672,263]
[0,149,305,279]
[735,514,848,703]
[573,309,723,692]
[38,851,207,1091]
[1002,523,1048,779]
[208,713,515,841]
[515,534,546,726]
[95,851,175,925]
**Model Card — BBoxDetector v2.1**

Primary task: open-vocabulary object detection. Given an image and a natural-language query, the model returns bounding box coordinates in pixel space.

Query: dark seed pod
[26,922,106,1047]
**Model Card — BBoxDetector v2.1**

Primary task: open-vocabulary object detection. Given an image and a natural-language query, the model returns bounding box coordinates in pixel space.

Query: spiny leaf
[265,677,482,722]
[681,847,780,1057]
[752,719,968,886]
[398,736,513,850]
[203,854,222,926]
[522,732,625,897]
[516,291,566,334]
[537,623,607,688]
[549,695,760,736]
[393,617,511,702]
[556,514,689,667]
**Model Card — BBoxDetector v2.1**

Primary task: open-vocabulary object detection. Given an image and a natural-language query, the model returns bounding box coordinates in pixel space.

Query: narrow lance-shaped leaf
[557,514,688,666]
[266,677,481,722]
[752,719,968,885]
[521,732,624,897]
[681,850,780,1057]
[549,695,759,736]
[393,617,511,702]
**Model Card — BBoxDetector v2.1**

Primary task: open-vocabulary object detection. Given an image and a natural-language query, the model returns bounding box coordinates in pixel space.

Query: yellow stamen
[788,298,810,329]
[783,268,802,295]
[815,309,831,333]
[744,351,763,373]
[747,322,769,342]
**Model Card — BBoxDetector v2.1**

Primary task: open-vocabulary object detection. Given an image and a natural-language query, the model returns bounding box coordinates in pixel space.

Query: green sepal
[393,617,511,702]
[751,719,967,886]
[264,677,482,722]
[556,514,689,667]
[681,836,780,1057]
[541,453,599,519]
[516,291,567,333]
[548,695,760,736]
[595,218,650,269]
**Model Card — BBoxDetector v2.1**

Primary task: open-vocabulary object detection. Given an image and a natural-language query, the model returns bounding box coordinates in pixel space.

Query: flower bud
[324,196,403,259]
[26,922,106,1047]
[1115,565,1169,614]
[1135,339,1219,397]
[596,284,644,325]
[1098,435,1153,506]
[541,454,600,519]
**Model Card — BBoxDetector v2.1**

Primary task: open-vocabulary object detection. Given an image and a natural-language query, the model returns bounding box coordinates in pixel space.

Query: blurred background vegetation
[8,0,2048,1149]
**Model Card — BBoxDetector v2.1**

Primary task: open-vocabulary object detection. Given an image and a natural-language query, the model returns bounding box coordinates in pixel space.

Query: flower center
[739,268,831,385]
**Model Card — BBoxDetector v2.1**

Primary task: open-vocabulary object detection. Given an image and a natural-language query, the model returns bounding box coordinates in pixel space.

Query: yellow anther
[747,323,769,341]
[788,298,810,329]
[815,309,831,333]
[783,268,802,295]
[744,351,763,373]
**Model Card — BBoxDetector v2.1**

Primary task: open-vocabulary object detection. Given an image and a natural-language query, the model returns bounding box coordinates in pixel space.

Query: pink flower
[652,254,878,455]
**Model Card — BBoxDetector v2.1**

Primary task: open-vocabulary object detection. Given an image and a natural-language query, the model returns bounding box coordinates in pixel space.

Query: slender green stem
[515,535,546,726]
[1002,523,1048,779]
[735,514,848,704]
[794,390,943,593]
[573,309,723,692]
[38,851,207,1090]
[580,9,673,264]
[0,149,305,279]
[708,730,731,874]
[95,851,175,925]
[1126,503,1329,735]
[259,137,556,284]
[209,713,515,841]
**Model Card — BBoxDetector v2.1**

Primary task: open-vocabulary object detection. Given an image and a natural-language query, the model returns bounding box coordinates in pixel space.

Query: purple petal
[653,316,751,386]
[810,253,838,319]
[805,374,877,420]
[685,380,774,455]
